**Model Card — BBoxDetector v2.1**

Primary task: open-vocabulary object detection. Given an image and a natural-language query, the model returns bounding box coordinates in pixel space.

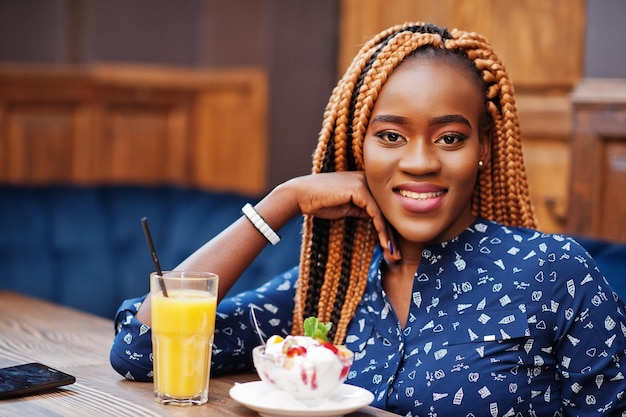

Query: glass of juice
[150,271,218,406]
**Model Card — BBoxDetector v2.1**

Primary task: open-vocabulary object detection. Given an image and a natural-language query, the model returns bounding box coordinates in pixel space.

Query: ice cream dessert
[252,317,354,401]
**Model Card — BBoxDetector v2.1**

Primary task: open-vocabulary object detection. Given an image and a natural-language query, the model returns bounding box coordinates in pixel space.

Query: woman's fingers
[287,172,401,262]
[354,191,401,263]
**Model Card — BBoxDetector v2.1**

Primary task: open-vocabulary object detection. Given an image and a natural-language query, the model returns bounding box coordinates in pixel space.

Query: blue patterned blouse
[110,218,626,416]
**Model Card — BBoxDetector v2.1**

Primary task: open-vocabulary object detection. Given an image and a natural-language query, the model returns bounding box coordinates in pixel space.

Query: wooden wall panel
[194,81,268,193]
[0,65,268,195]
[515,94,574,233]
[0,103,89,185]
[339,0,584,88]
[601,140,626,240]
[521,140,571,231]
[569,79,626,242]
[489,1,584,89]
[96,104,190,185]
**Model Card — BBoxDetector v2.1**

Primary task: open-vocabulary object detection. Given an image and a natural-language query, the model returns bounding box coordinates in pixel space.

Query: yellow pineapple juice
[150,272,218,406]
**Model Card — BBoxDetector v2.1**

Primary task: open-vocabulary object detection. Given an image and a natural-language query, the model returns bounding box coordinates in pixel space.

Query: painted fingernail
[388,240,394,255]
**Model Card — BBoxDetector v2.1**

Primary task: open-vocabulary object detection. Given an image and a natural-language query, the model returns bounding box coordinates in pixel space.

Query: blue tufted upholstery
[0,186,302,318]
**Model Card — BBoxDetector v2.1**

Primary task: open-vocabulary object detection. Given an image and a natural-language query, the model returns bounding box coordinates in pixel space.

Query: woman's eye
[437,133,466,145]
[377,132,404,143]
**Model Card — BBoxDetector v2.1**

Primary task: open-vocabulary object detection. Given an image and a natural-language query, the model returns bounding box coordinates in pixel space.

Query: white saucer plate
[229,381,375,417]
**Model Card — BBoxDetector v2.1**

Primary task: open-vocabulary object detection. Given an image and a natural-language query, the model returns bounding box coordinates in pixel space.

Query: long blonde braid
[293,22,537,344]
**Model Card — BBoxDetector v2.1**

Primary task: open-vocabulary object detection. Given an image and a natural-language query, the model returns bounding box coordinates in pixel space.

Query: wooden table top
[0,291,399,416]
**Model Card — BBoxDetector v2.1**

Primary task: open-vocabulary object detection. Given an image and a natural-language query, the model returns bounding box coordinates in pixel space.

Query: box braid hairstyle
[292,22,537,344]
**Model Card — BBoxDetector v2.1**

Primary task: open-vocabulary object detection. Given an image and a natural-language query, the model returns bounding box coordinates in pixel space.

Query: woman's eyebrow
[370,114,410,125]
[430,114,471,127]
[370,114,472,127]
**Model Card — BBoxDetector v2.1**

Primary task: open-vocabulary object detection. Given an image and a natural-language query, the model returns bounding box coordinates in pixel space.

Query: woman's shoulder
[472,218,585,250]
[463,218,593,268]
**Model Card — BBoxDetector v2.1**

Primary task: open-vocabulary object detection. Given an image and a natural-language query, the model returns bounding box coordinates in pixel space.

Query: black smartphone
[0,362,76,399]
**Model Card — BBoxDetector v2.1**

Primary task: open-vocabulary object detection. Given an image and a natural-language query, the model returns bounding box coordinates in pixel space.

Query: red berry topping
[285,346,307,357]
[320,342,339,354]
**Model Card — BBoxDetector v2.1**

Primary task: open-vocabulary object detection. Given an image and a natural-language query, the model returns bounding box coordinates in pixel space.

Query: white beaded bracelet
[241,203,281,245]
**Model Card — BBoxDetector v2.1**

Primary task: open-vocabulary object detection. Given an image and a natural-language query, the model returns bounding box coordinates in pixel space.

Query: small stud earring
[478,160,484,167]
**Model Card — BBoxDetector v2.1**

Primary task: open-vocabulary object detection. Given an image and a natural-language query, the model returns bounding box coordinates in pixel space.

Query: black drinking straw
[141,217,168,297]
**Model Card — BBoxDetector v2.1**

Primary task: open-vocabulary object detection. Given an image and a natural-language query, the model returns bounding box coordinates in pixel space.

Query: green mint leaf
[303,317,332,342]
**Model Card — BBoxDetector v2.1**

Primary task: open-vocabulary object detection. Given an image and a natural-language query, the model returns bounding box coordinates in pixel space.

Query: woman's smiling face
[363,55,490,250]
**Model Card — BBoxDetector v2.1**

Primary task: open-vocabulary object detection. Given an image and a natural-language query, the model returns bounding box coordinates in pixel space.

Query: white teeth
[398,189,444,200]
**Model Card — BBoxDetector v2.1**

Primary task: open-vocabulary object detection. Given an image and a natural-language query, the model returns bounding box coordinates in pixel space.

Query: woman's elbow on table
[109,301,155,382]
[110,326,154,382]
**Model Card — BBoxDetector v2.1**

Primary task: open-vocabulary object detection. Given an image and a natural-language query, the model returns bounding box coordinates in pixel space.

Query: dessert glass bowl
[252,344,354,402]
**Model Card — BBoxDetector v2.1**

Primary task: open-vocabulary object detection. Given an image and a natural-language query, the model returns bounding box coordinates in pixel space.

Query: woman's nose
[398,140,440,174]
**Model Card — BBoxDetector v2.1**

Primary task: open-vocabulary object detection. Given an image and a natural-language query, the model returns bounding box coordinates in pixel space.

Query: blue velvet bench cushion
[0,185,302,318]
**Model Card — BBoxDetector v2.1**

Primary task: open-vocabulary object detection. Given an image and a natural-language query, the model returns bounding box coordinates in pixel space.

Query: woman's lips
[393,187,446,213]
